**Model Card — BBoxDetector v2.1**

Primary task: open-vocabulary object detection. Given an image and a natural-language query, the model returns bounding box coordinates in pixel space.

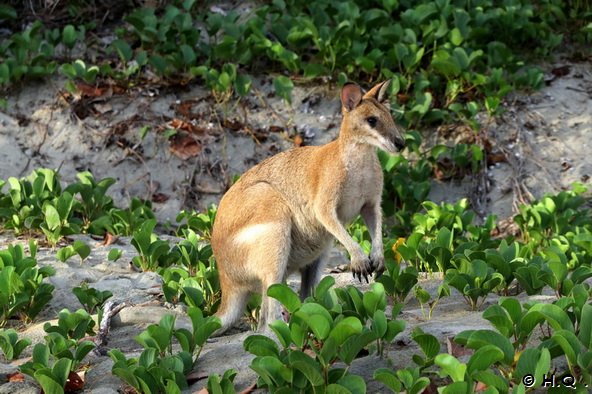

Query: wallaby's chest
[337,155,382,223]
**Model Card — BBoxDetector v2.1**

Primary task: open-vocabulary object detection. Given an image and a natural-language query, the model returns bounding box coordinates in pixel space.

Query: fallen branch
[92,300,129,356]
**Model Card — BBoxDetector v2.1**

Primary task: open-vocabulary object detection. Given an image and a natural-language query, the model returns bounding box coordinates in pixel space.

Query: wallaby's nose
[394,137,405,151]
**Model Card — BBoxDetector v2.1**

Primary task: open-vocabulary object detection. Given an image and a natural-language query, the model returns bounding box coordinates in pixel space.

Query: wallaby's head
[340,81,405,153]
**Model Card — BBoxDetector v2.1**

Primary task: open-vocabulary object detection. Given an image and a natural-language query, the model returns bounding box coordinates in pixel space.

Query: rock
[0,381,38,394]
[85,358,122,394]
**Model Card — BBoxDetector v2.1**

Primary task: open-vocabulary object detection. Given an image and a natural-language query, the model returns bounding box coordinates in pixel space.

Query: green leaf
[269,320,292,348]
[179,44,196,66]
[56,246,76,263]
[329,316,363,346]
[74,340,96,362]
[435,354,466,382]
[214,71,232,92]
[326,384,351,394]
[551,329,581,366]
[244,334,280,357]
[29,239,38,259]
[53,357,74,387]
[314,276,335,302]
[0,5,17,19]
[234,74,252,97]
[482,305,513,337]
[149,55,167,75]
[374,368,401,392]
[467,345,504,374]
[182,0,197,11]
[196,316,221,346]
[34,369,66,394]
[108,248,123,261]
[273,76,294,104]
[250,356,291,387]
[579,303,592,349]
[303,63,327,78]
[308,314,331,341]
[521,303,574,335]
[411,328,440,359]
[112,39,133,63]
[384,319,405,342]
[435,227,453,249]
[62,25,77,49]
[44,204,61,231]
[336,374,366,394]
[0,62,9,84]
[364,282,386,315]
[372,310,387,338]
[338,331,377,365]
[288,350,324,387]
[267,284,301,313]
[456,329,515,366]
[515,348,550,384]
[381,0,398,13]
[73,240,91,261]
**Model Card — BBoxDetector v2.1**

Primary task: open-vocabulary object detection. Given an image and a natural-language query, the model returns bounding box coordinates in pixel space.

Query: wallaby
[211,80,405,334]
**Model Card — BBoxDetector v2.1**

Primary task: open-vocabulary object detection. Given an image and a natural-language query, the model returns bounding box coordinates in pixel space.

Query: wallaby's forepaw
[370,255,385,278]
[351,256,373,283]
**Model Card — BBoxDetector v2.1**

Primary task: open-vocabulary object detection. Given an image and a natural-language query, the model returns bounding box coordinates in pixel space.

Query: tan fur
[211,81,405,334]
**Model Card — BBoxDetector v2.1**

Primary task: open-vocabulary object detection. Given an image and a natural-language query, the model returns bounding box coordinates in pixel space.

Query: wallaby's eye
[366,116,378,127]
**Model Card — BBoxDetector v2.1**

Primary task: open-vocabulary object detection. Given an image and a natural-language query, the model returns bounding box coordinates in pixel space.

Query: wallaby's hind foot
[213,286,250,336]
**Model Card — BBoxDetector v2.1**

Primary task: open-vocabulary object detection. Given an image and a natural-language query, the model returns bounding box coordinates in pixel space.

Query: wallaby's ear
[363,80,391,103]
[341,83,363,112]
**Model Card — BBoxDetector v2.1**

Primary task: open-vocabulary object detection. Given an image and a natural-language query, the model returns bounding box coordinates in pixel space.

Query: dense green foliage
[0,241,55,325]
[1,173,591,391]
[1,0,591,123]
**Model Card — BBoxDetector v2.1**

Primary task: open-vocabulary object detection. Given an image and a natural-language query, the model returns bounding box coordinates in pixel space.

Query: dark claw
[363,273,369,283]
[374,265,385,278]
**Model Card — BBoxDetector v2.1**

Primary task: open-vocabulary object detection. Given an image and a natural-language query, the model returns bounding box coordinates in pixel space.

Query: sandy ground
[0,59,591,392]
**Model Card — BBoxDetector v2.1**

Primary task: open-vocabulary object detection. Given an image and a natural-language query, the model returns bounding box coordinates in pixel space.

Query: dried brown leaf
[177,101,196,118]
[486,152,507,165]
[239,382,258,394]
[170,135,202,160]
[102,233,118,246]
[169,119,206,135]
[268,125,284,133]
[8,372,25,382]
[222,118,244,131]
[76,82,107,98]
[446,337,472,357]
[152,193,170,203]
[551,65,570,77]
[65,371,84,392]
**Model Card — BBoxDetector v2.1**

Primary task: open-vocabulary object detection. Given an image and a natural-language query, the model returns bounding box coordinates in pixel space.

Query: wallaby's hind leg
[212,183,293,335]
[214,285,250,336]
[257,227,291,332]
[299,251,328,300]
